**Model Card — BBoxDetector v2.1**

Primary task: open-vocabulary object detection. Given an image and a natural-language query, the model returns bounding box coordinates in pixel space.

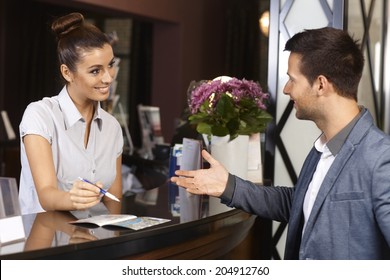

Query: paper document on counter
[179,138,203,222]
[69,214,170,230]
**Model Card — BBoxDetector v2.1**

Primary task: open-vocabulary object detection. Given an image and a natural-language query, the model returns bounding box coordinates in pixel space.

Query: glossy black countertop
[0,184,255,260]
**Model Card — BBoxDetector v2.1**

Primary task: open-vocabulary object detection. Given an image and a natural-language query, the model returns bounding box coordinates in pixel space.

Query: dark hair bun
[51,12,84,40]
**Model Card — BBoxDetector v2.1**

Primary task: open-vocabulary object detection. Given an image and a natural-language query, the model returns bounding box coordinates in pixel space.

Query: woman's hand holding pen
[68,179,103,210]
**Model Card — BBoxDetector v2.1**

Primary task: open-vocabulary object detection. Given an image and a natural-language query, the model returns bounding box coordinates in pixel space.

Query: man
[171,27,390,259]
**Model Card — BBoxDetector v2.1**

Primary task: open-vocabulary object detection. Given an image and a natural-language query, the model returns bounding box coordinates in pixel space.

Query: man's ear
[316,75,332,96]
[60,64,73,83]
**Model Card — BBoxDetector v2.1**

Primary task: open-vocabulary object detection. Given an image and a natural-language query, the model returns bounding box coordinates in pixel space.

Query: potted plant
[187,76,272,142]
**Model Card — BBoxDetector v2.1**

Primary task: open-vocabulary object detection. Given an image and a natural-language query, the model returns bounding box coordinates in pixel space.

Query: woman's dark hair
[284,27,364,101]
[51,12,110,73]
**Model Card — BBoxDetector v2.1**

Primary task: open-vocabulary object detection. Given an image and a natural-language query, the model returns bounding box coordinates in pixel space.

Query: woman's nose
[102,69,113,84]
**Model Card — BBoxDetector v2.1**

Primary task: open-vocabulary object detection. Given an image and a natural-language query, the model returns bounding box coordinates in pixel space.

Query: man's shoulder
[349,109,390,143]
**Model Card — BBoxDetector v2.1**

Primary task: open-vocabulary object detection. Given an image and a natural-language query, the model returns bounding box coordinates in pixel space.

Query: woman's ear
[60,64,73,83]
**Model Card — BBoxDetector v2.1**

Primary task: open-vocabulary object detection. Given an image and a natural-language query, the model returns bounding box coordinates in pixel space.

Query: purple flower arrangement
[187,76,272,140]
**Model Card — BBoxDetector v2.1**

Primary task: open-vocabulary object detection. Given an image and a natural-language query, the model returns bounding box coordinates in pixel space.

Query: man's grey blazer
[223,108,390,259]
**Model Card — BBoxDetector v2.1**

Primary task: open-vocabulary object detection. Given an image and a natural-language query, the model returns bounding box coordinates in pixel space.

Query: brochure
[69,214,170,231]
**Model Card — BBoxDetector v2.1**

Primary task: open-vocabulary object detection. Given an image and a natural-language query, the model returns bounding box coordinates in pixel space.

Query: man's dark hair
[284,27,364,101]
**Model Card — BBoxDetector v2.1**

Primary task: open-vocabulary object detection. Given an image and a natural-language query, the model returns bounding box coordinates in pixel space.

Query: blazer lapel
[284,148,321,259]
[301,109,373,243]
[302,142,355,241]
[291,148,321,216]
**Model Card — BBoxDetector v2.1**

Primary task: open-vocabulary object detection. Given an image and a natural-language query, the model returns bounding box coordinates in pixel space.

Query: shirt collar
[58,86,103,130]
[315,106,365,156]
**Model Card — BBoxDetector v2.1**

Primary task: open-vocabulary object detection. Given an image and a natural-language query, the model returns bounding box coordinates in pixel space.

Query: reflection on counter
[24,205,120,253]
[1,177,260,259]
[24,211,106,250]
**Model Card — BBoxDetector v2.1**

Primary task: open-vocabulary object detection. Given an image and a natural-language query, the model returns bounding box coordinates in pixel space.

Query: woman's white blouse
[19,86,123,214]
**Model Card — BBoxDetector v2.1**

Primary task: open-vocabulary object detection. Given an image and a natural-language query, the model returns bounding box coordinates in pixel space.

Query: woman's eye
[108,61,116,68]
[90,69,100,75]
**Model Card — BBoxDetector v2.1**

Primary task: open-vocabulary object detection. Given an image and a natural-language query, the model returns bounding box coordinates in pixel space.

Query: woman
[19,12,123,214]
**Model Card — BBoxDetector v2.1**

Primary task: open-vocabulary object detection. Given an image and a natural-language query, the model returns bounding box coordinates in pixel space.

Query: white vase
[210,135,249,179]
[205,134,250,215]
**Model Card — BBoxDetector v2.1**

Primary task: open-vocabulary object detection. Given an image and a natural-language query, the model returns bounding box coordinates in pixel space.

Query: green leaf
[226,118,240,135]
[196,122,212,135]
[215,94,236,120]
[211,125,229,136]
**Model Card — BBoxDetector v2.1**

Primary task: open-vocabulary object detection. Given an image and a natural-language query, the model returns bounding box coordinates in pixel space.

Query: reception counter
[0,184,257,260]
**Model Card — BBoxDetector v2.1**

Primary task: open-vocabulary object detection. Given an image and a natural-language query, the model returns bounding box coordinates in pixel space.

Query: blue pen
[78,177,120,202]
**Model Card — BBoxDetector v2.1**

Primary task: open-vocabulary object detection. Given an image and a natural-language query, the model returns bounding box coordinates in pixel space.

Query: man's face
[283,53,318,121]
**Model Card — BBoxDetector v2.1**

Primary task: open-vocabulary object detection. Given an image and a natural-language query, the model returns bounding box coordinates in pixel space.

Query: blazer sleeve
[222,176,294,223]
[372,145,390,246]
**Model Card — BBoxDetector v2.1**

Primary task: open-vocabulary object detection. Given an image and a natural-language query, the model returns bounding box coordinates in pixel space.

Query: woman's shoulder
[25,96,59,113]
[99,108,121,126]
[21,97,60,128]
[20,96,60,138]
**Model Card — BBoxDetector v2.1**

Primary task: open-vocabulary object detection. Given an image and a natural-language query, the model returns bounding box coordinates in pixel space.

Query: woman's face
[65,43,116,102]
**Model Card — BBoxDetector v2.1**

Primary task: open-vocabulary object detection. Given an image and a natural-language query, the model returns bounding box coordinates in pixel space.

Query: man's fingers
[201,149,219,166]
[171,176,190,188]
[174,170,194,177]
